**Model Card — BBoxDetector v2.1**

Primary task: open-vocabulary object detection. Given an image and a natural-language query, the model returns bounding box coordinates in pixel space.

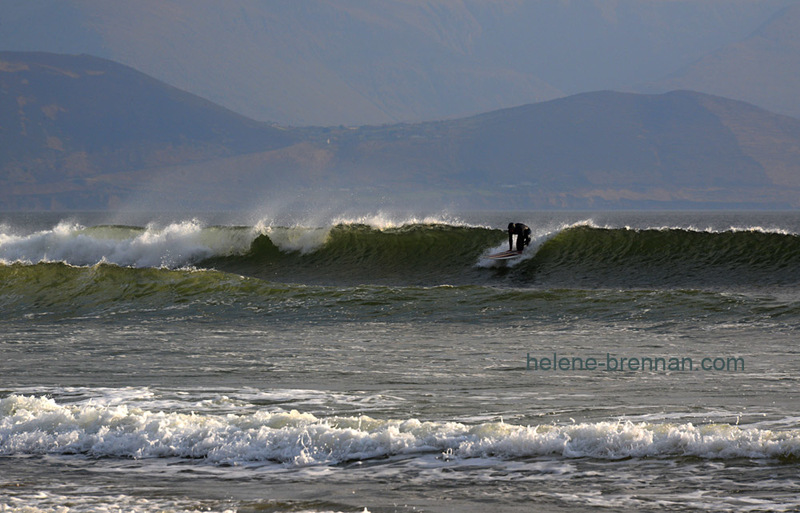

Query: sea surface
[1,210,800,512]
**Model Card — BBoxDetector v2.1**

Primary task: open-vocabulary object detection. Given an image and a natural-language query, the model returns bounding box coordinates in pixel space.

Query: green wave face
[203,223,800,288]
[523,226,800,288]
[211,223,505,285]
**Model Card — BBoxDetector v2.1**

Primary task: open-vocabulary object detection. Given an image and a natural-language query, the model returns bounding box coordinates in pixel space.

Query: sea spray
[0,220,254,268]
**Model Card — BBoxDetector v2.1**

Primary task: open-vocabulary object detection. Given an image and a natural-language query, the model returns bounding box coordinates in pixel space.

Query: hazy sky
[1,0,796,124]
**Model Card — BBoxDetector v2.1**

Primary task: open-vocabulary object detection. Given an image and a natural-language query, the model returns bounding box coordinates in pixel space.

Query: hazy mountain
[0,52,298,209]
[641,4,800,120]
[309,90,800,209]
[0,0,792,125]
[2,52,799,211]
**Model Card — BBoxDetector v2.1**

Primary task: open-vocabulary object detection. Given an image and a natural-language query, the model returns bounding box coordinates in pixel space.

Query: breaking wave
[0,219,254,268]
[2,218,800,288]
[2,395,799,466]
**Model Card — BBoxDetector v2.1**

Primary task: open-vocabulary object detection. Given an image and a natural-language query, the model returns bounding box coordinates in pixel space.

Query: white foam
[0,488,368,513]
[2,395,799,466]
[0,492,369,513]
[0,220,256,268]
[0,491,239,513]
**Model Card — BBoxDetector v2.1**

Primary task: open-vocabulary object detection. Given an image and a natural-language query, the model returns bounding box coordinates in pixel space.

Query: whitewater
[2,210,800,512]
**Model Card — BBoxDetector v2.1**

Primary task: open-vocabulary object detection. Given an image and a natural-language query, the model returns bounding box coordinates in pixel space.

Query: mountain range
[2,51,799,211]
[1,0,797,125]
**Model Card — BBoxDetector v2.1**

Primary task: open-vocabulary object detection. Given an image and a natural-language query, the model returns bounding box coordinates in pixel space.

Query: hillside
[0,52,299,209]
[307,90,800,208]
[2,52,800,211]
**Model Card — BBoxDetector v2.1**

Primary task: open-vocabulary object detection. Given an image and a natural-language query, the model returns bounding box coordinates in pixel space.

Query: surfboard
[487,250,523,260]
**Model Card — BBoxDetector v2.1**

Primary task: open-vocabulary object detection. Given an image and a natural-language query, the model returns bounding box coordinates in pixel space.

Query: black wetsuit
[508,223,532,252]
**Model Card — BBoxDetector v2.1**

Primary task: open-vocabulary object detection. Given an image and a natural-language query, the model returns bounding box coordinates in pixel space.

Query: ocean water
[1,210,800,512]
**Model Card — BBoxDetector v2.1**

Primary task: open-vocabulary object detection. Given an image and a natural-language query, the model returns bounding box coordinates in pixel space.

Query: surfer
[508,223,532,252]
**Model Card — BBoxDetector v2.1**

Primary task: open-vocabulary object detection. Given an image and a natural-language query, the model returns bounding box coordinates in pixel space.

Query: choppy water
[2,210,800,512]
